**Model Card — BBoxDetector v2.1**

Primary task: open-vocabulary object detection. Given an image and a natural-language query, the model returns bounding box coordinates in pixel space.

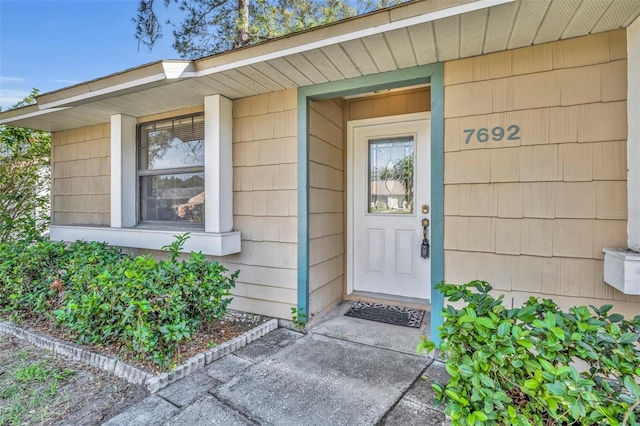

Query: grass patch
[0,357,76,425]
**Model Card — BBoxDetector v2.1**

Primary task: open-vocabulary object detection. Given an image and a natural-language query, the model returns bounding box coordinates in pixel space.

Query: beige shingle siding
[347,87,431,120]
[51,123,111,226]
[217,89,299,319]
[443,29,637,315]
[308,98,345,318]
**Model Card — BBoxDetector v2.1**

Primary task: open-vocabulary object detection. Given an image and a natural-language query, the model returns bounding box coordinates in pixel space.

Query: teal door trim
[297,64,445,346]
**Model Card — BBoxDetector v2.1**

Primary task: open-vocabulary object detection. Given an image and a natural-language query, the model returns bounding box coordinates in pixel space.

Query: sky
[0,0,179,109]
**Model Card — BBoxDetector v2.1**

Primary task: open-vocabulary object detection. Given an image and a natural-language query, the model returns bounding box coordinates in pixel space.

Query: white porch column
[627,18,640,252]
[110,114,137,228]
[204,94,234,233]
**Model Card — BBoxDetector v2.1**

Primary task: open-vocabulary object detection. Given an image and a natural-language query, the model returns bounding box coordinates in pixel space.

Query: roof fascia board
[195,0,514,77]
[35,60,194,110]
[36,61,168,105]
[162,61,197,79]
[0,104,40,121]
[37,72,169,109]
[0,106,70,125]
[2,0,514,122]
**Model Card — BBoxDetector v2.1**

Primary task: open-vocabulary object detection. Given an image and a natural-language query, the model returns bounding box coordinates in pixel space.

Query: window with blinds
[137,115,205,225]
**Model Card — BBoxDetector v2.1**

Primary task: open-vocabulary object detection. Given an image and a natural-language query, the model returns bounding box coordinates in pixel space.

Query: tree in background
[0,90,51,243]
[134,0,409,59]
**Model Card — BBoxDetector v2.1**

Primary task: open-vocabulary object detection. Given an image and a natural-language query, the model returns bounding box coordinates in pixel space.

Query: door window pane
[140,172,205,223]
[368,136,414,214]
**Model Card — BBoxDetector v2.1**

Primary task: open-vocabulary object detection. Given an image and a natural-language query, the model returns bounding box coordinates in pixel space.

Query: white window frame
[136,113,206,227]
[50,94,240,256]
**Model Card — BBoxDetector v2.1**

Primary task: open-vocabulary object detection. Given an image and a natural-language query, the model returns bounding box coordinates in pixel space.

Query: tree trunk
[234,0,250,48]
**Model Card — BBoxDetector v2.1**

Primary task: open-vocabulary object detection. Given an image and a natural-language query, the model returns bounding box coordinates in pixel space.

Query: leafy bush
[0,90,51,244]
[419,281,640,426]
[0,239,123,320]
[0,234,238,367]
[54,234,237,366]
[0,239,67,318]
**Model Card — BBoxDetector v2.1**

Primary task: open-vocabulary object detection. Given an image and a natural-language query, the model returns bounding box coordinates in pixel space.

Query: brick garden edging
[0,318,278,394]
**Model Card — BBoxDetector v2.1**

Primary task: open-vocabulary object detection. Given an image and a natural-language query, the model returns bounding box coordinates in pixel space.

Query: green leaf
[497,322,510,336]
[551,327,566,340]
[445,389,461,403]
[596,333,617,344]
[475,317,496,329]
[618,332,640,344]
[544,311,556,328]
[445,363,459,378]
[474,411,488,421]
[517,339,534,349]
[623,375,640,398]
[539,359,555,375]
[570,332,582,341]
[458,314,476,324]
[479,375,495,388]
[458,364,473,378]
[609,313,624,323]
[467,413,476,424]
[524,379,539,390]
[517,305,536,321]
[546,382,566,396]
[417,338,436,354]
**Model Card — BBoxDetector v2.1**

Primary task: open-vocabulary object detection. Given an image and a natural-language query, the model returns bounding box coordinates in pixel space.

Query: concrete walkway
[101,302,449,426]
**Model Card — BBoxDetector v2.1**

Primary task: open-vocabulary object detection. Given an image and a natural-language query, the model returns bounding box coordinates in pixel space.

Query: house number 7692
[463,125,520,144]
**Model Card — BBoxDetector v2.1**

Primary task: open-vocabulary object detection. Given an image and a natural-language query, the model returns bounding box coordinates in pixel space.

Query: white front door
[347,113,431,300]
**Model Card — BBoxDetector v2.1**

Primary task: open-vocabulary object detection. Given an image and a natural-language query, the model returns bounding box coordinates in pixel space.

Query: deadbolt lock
[422,205,429,214]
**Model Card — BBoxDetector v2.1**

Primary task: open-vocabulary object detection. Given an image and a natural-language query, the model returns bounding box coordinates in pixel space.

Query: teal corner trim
[297,92,310,321]
[296,64,445,338]
[428,64,445,347]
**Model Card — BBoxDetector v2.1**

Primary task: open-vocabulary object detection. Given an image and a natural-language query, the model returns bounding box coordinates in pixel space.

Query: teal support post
[297,93,310,320]
[428,64,445,347]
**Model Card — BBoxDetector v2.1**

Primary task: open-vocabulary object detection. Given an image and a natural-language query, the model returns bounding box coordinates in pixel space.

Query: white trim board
[50,226,241,256]
[195,0,513,77]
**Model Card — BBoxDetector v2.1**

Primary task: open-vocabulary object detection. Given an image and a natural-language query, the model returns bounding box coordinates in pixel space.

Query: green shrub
[419,281,640,426]
[0,234,238,367]
[0,239,123,320]
[0,90,51,245]
[0,239,67,318]
[54,234,238,366]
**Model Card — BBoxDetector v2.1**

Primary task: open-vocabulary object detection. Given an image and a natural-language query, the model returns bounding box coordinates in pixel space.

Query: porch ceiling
[3,0,639,132]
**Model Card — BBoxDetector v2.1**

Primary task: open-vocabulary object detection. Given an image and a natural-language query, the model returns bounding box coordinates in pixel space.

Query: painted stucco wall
[443,30,638,316]
[308,98,345,318]
[51,124,111,226]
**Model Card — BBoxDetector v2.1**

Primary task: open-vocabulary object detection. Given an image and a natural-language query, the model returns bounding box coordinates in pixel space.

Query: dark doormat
[344,301,426,328]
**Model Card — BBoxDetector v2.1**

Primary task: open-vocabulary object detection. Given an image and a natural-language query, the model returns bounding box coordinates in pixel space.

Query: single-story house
[2,0,640,340]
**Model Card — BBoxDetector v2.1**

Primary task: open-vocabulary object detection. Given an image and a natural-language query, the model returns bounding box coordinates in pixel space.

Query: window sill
[603,248,640,295]
[49,225,241,256]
